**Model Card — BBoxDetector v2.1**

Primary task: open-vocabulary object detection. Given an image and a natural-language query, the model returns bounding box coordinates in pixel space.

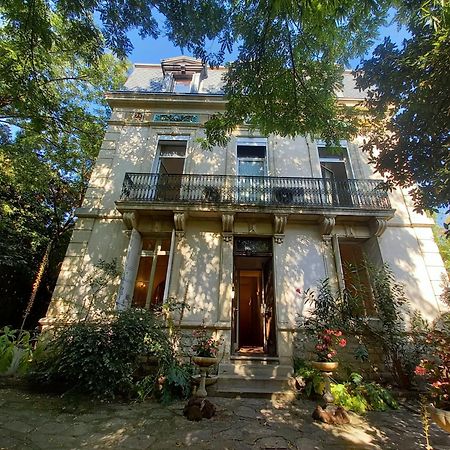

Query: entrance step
[217,360,294,397]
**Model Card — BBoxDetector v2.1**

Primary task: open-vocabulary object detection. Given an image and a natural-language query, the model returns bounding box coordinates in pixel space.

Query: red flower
[415,366,427,376]
[338,338,347,348]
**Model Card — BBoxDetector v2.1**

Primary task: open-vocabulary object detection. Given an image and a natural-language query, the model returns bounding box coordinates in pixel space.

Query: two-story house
[41,56,448,394]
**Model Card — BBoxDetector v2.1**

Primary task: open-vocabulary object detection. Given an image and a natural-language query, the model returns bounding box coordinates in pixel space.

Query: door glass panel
[132,257,153,308]
[142,239,156,251]
[151,255,169,308]
[132,237,172,310]
[160,239,171,252]
[234,238,272,255]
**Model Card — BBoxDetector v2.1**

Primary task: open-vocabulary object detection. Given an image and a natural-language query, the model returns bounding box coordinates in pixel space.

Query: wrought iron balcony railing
[119,173,391,210]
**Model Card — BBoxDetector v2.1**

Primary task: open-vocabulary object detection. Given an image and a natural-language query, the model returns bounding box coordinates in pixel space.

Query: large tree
[0,2,127,327]
[3,1,448,214]
[356,0,450,212]
[1,0,389,144]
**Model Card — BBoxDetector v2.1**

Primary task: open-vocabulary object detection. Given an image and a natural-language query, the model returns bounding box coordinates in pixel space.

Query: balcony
[118,173,392,213]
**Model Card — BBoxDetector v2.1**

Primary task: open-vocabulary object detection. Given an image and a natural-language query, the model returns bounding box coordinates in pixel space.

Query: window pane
[174,79,191,93]
[321,161,348,180]
[160,239,171,252]
[238,160,265,176]
[142,239,157,251]
[159,142,186,157]
[318,146,345,159]
[237,145,266,158]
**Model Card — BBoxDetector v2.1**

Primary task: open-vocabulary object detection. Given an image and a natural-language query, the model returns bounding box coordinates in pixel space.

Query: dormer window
[161,56,206,93]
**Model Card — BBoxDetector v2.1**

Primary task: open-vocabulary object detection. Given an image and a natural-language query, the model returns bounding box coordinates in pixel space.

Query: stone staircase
[216,356,294,397]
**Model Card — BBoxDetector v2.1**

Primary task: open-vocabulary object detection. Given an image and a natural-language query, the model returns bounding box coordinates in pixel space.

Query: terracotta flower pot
[192,356,218,368]
[311,361,339,372]
[428,404,450,433]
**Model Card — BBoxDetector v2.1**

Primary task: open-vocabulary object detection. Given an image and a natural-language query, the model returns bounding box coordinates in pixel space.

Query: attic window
[161,57,206,93]
[174,78,192,93]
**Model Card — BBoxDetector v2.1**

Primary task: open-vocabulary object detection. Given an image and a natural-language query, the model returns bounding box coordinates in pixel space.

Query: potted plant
[415,323,450,432]
[311,328,347,372]
[191,327,221,364]
[191,327,222,397]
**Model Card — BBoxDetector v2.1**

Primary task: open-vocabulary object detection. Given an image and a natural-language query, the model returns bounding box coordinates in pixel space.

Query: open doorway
[155,140,186,201]
[232,238,276,356]
[319,145,353,207]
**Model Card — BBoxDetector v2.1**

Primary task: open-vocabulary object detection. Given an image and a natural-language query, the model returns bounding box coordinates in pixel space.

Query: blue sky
[127,12,408,69]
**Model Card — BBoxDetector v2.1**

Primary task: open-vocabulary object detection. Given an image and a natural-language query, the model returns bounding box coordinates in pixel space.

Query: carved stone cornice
[320,215,336,236]
[273,214,288,244]
[370,217,388,237]
[222,213,234,242]
[174,212,186,238]
[122,212,138,230]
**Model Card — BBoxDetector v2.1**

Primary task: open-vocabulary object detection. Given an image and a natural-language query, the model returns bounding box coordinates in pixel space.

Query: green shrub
[295,363,398,414]
[31,308,176,399]
[160,363,194,404]
[331,372,398,413]
[0,327,33,376]
[294,362,325,397]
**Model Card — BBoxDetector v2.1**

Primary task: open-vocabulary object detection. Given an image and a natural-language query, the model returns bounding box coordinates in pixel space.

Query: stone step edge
[217,374,291,381]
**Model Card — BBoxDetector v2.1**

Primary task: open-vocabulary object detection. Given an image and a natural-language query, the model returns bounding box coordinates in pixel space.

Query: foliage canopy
[356,1,450,211]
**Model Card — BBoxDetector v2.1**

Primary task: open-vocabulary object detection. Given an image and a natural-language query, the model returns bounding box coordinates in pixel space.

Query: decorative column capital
[320,215,336,236]
[273,214,288,244]
[174,212,186,238]
[370,217,388,237]
[122,212,138,230]
[222,213,234,242]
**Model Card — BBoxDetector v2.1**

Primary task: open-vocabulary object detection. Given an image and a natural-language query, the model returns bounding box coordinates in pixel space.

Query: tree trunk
[19,240,53,334]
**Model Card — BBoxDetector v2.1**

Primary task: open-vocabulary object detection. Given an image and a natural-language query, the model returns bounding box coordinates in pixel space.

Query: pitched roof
[122,59,365,99]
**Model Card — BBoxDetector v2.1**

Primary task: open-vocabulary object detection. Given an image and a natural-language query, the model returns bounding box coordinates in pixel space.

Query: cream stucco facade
[42,57,448,387]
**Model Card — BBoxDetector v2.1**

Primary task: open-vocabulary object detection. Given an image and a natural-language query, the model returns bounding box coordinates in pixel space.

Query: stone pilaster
[116,228,142,310]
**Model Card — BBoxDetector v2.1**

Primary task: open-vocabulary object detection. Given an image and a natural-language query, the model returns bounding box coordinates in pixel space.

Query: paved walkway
[0,386,449,449]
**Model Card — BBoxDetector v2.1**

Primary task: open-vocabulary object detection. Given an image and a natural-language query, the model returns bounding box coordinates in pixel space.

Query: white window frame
[152,135,190,174]
[236,137,268,176]
[317,139,354,179]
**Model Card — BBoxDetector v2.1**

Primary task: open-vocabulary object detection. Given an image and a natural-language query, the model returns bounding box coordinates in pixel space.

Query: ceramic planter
[310,361,339,372]
[310,361,339,404]
[192,356,218,397]
[192,356,218,368]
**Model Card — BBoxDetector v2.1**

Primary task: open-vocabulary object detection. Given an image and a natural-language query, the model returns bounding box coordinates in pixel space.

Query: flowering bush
[192,327,222,358]
[315,329,347,362]
[415,327,450,410]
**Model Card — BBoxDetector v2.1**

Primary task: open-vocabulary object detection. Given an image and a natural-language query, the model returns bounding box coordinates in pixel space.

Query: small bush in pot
[314,329,347,362]
[191,327,222,358]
